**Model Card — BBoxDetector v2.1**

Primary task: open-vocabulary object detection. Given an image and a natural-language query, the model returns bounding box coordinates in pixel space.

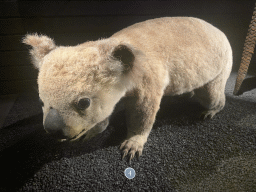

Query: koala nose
[44,108,67,139]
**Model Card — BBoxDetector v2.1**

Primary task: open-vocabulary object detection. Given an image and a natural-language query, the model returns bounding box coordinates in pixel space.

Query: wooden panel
[17,1,255,17]
[1,13,249,51]
[0,35,25,51]
[0,65,38,81]
[32,16,154,34]
[20,16,153,35]
[0,51,30,67]
[0,2,20,17]
[22,14,253,35]
[18,17,43,35]
[0,79,37,95]
[17,1,183,17]
[0,32,113,51]
[0,18,25,35]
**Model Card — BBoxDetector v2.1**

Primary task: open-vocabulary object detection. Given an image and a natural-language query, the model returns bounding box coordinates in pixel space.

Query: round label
[124,167,136,179]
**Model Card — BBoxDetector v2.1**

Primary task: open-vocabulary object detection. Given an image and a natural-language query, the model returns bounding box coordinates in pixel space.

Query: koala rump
[23,17,232,163]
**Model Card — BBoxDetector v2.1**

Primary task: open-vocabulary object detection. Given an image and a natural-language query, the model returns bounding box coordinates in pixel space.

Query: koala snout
[44,108,67,139]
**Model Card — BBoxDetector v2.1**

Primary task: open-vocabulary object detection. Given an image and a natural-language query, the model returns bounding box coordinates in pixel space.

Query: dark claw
[120,143,125,150]
[136,152,140,161]
[200,114,208,120]
[122,151,128,160]
[128,153,134,164]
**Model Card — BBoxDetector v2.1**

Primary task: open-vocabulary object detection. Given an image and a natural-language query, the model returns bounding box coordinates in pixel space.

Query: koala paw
[120,135,147,164]
[200,109,218,120]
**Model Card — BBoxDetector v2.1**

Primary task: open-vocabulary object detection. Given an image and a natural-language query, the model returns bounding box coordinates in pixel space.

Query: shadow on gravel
[0,109,127,191]
[234,76,256,95]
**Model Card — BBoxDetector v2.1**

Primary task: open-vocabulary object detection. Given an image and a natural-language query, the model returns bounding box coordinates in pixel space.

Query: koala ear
[22,33,56,70]
[112,44,135,72]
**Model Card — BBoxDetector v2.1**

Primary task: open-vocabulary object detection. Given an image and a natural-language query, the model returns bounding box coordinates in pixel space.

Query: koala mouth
[59,128,88,142]
[59,118,109,142]
[71,129,88,141]
[60,129,87,142]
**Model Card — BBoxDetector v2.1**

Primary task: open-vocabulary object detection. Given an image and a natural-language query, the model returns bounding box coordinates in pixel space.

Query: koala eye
[77,98,90,110]
[39,98,44,107]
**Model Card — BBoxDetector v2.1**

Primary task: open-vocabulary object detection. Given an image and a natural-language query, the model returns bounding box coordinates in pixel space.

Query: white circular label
[124,167,136,179]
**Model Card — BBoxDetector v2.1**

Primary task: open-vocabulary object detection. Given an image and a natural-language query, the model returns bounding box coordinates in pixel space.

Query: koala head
[23,34,139,141]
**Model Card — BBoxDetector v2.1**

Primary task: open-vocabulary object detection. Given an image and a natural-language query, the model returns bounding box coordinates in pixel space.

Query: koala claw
[128,153,135,164]
[200,110,217,120]
[121,150,128,160]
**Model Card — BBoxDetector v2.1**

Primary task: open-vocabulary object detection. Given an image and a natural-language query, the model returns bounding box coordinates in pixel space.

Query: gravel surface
[0,73,255,191]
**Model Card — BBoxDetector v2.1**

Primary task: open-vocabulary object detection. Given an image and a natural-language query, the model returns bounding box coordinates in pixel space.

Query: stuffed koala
[23,17,232,162]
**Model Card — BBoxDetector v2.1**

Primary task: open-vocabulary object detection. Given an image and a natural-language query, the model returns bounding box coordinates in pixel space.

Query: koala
[23,17,232,162]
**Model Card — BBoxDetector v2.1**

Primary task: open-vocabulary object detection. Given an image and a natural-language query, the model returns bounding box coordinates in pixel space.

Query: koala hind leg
[194,71,228,119]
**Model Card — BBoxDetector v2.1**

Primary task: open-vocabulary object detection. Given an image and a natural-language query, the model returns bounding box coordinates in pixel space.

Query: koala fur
[23,17,232,162]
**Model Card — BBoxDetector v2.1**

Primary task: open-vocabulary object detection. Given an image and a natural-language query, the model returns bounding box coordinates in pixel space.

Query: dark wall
[1,0,255,95]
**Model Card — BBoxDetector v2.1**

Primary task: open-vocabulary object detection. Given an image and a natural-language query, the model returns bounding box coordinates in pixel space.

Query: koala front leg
[120,93,162,163]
